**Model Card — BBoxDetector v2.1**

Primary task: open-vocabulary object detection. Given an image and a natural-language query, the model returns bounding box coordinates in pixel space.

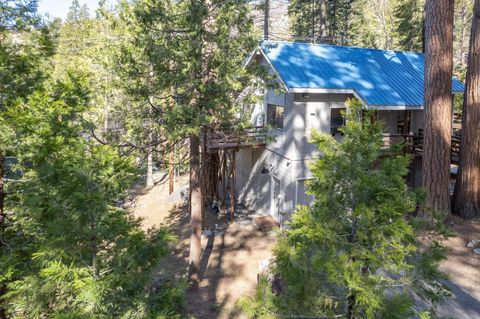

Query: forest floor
[431,218,480,318]
[130,173,276,319]
[130,174,480,319]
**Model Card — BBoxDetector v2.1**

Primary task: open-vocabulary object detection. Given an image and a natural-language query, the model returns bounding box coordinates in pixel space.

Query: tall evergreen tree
[453,0,480,219]
[117,0,259,284]
[421,0,455,217]
[393,0,425,52]
[288,0,361,45]
[454,0,474,74]
[2,72,183,319]
[0,2,54,317]
[241,99,448,318]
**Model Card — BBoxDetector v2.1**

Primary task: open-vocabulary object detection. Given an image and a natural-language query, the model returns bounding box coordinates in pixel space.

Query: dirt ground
[130,175,480,319]
[131,175,276,319]
[433,218,480,318]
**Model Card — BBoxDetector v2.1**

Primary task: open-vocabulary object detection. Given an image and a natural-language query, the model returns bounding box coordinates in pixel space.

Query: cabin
[229,41,464,226]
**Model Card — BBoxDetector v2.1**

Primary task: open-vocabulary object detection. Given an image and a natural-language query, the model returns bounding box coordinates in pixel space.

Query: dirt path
[130,175,276,319]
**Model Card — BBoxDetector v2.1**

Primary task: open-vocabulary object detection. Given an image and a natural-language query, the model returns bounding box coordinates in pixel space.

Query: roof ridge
[261,40,424,56]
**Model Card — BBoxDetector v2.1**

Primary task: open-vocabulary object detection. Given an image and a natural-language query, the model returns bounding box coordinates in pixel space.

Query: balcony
[205,126,267,153]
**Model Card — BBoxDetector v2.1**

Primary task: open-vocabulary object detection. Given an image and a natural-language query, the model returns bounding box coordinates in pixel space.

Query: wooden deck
[205,126,267,153]
[383,133,461,164]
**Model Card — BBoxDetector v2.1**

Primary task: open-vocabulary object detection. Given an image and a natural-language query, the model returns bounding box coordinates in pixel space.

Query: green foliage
[393,0,425,52]
[1,72,183,318]
[288,0,363,45]
[238,277,277,319]
[117,0,259,140]
[244,99,448,318]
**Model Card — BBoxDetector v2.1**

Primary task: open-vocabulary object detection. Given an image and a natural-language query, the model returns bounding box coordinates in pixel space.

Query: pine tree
[421,0,455,217]
[393,0,425,52]
[242,99,449,318]
[2,73,183,319]
[288,0,361,45]
[452,0,480,219]
[0,2,55,317]
[118,0,259,284]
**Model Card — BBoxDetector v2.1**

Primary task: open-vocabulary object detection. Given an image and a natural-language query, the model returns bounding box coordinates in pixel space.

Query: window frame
[266,103,285,131]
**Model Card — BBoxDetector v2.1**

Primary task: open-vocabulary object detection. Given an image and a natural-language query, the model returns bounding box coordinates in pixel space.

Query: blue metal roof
[260,41,464,107]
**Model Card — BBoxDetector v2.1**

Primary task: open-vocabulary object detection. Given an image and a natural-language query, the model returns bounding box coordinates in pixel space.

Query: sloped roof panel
[261,41,465,107]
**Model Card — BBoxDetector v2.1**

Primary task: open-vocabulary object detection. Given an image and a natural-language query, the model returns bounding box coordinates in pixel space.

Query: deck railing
[205,126,267,152]
[382,133,461,164]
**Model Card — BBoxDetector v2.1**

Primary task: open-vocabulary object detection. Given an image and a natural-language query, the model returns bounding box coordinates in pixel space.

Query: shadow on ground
[154,202,276,319]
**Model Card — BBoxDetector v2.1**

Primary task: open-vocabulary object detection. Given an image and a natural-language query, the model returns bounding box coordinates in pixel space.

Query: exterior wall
[236,90,357,225]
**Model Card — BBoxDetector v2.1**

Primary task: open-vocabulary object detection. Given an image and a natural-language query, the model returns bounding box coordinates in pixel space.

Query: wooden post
[169,146,174,194]
[231,150,237,221]
[201,128,207,228]
[403,110,410,135]
[146,150,154,187]
[222,150,227,212]
[230,150,236,221]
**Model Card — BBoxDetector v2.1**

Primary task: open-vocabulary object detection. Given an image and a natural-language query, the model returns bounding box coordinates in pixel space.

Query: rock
[466,239,480,248]
[258,257,275,276]
[257,257,283,295]
[474,248,480,255]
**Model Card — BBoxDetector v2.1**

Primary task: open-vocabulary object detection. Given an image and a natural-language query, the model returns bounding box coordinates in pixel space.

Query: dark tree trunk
[0,153,6,319]
[453,0,480,219]
[421,0,454,217]
[320,0,328,42]
[331,0,337,41]
[188,134,202,285]
[422,1,426,53]
[263,0,269,40]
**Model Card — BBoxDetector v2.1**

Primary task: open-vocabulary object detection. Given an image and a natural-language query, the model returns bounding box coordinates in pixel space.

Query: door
[270,176,281,221]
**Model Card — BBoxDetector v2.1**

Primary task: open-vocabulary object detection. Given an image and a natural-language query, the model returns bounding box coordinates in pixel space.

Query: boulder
[466,239,480,248]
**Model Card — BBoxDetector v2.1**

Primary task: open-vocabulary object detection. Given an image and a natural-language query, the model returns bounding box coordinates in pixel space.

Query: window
[330,108,346,135]
[267,104,284,130]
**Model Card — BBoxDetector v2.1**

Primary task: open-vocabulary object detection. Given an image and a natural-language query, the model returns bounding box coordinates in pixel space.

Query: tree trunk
[188,134,202,284]
[421,0,454,217]
[0,153,5,230]
[146,149,154,187]
[331,0,337,41]
[263,0,269,40]
[453,0,480,219]
[0,153,6,319]
[169,147,175,194]
[319,0,328,41]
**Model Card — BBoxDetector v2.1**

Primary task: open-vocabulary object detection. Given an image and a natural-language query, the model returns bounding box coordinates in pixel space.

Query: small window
[330,108,346,135]
[267,104,284,130]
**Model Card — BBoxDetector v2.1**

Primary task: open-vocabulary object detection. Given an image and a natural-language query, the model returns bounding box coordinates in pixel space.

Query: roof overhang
[288,87,464,110]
